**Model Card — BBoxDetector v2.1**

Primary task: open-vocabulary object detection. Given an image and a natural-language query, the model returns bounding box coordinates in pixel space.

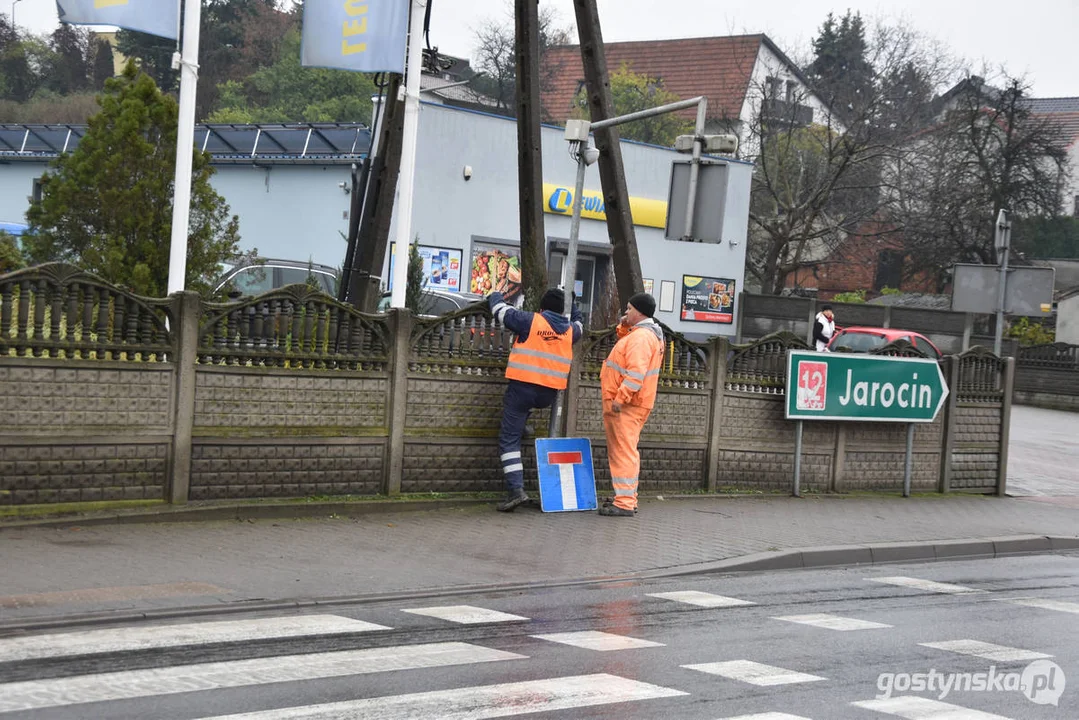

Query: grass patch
[0,499,166,519]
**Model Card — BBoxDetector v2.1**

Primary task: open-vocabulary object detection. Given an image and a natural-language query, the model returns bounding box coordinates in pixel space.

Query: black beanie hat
[540,288,565,314]
[629,292,656,318]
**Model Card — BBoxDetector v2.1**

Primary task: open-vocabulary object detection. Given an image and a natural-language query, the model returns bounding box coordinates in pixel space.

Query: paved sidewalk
[1,494,1077,629]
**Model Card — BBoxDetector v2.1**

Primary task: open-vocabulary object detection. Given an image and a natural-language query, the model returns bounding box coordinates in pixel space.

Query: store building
[0,101,752,338]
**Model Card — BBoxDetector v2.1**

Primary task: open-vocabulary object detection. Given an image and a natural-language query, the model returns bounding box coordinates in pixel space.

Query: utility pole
[351,77,405,312]
[571,0,643,305]
[515,0,548,308]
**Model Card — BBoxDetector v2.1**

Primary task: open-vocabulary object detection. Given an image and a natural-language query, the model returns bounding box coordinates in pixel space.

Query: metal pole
[683,98,708,241]
[792,420,803,497]
[166,0,201,294]
[903,423,915,497]
[548,147,589,439]
[388,0,427,309]
[591,96,705,130]
[993,209,1011,356]
[11,0,21,26]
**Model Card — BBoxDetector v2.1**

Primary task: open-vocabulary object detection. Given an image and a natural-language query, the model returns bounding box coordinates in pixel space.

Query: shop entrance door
[548,253,597,326]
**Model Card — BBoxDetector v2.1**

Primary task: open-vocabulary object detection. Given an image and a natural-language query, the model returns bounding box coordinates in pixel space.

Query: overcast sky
[11,0,1077,98]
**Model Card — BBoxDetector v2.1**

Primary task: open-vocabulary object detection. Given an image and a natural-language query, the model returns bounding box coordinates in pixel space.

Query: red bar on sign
[547,451,583,465]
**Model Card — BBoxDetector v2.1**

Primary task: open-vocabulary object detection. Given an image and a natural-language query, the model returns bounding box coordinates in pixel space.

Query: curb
[640,534,1079,577]
[2,534,1076,635]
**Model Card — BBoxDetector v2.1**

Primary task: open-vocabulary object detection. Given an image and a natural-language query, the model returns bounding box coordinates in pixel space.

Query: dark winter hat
[821,305,834,312]
[540,288,565,314]
[628,292,656,318]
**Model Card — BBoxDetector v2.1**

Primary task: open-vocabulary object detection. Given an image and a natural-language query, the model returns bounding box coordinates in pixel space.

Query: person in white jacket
[813,305,835,351]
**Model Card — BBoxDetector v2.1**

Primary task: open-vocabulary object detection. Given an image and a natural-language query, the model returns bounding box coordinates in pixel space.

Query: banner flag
[56,0,180,40]
[302,0,409,74]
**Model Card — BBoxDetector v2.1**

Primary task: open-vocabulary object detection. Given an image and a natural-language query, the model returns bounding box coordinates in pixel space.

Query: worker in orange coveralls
[598,292,664,517]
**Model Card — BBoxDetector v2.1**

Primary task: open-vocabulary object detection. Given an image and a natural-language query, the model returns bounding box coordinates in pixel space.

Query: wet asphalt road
[1,553,1076,719]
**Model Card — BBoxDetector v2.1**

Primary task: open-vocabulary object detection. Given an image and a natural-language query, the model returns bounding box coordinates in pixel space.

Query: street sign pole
[993,209,1012,356]
[793,420,803,497]
[903,423,914,498]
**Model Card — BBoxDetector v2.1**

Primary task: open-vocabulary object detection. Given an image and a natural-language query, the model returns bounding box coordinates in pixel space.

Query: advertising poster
[681,275,735,324]
[469,240,522,301]
[387,243,462,292]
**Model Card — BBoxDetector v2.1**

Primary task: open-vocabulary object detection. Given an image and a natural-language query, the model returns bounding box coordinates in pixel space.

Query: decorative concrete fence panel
[0,264,175,505]
[1014,343,1079,411]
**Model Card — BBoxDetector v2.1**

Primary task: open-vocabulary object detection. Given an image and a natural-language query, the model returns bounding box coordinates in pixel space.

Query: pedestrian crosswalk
[0,572,1072,719]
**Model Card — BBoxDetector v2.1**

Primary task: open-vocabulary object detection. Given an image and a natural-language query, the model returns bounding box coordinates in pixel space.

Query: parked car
[828,326,942,359]
[214,257,339,298]
[377,288,485,318]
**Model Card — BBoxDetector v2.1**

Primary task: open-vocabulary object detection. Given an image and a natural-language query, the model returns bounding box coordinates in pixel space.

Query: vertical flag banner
[302,0,409,74]
[56,0,180,40]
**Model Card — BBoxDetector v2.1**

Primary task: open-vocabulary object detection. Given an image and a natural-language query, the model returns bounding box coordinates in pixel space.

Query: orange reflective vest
[505,314,574,390]
[600,320,664,409]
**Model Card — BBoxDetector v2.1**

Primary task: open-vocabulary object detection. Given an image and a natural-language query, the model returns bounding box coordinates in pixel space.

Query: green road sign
[785,350,949,422]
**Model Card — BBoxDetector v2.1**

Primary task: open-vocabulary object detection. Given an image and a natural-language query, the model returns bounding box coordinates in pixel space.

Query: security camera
[581,147,600,166]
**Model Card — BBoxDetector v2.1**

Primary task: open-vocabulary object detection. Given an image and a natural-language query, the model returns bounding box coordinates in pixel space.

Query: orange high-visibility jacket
[505,314,574,389]
[600,319,664,409]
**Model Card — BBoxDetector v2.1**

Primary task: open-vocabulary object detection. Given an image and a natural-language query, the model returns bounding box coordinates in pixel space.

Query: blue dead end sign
[535,438,598,512]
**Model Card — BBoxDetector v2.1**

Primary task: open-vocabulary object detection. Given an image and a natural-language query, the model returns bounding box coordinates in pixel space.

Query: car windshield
[833,331,888,352]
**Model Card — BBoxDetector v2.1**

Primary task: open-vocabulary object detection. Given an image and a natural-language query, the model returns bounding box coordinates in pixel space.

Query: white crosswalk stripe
[531,630,664,651]
[1003,597,1079,614]
[648,591,756,608]
[0,642,525,714]
[0,615,389,663]
[771,613,892,631]
[919,639,1052,663]
[400,605,529,624]
[682,660,826,686]
[869,576,984,594]
[195,673,688,719]
[713,714,813,720]
[852,695,1014,719]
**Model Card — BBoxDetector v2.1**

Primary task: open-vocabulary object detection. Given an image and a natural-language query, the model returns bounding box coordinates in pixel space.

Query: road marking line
[869,576,985,594]
[400,605,528,624]
[0,642,525,713]
[682,660,825,686]
[713,714,813,720]
[1003,597,1079,614]
[531,630,664,651]
[194,673,687,719]
[0,614,390,663]
[852,695,1013,719]
[771,613,892,631]
[920,639,1052,663]
[647,591,756,608]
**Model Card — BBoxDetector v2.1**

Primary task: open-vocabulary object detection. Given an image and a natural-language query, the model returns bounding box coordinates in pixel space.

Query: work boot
[497,489,529,512]
[598,504,635,517]
[601,498,637,514]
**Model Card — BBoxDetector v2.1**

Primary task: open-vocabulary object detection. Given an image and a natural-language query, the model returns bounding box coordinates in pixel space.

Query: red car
[827,326,942,359]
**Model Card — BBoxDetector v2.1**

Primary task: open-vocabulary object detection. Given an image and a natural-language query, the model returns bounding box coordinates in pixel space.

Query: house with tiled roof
[541,34,837,155]
[1028,98,1079,216]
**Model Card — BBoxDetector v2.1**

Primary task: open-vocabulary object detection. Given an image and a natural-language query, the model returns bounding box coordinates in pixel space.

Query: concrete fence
[0,264,1014,508]
[1014,342,1079,411]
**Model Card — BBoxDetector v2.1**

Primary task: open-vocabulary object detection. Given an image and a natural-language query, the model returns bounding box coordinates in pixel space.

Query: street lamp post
[11,0,23,27]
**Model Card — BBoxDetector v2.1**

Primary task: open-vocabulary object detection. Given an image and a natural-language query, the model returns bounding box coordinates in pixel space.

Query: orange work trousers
[602,399,651,511]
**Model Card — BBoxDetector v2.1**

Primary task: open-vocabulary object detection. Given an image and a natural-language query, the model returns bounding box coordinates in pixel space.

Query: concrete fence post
[937,355,960,494]
[384,308,412,495]
[564,345,584,438]
[168,291,201,505]
[704,336,729,492]
[997,357,1015,497]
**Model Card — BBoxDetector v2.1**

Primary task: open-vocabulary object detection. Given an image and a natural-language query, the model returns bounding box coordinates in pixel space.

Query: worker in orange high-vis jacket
[489,288,584,512]
[599,292,663,517]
